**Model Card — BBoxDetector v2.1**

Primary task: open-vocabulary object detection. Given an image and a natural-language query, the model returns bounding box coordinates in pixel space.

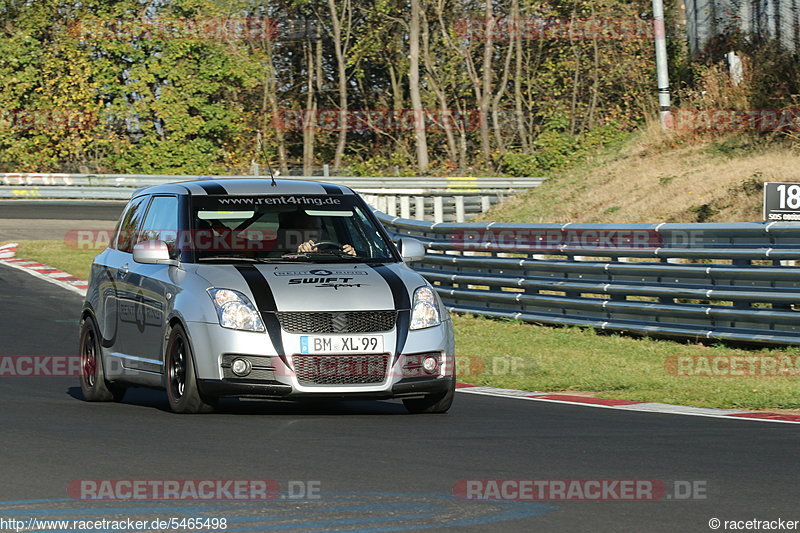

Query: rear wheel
[79,317,126,402]
[165,324,213,414]
[403,380,455,414]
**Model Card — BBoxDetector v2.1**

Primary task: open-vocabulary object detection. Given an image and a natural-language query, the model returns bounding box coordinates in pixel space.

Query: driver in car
[298,240,356,256]
[280,211,357,256]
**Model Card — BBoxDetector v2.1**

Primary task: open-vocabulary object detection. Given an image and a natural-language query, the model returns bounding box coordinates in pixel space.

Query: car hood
[194,262,421,312]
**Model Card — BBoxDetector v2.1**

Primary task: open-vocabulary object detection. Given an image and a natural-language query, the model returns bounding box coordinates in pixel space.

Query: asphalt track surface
[2,262,800,532]
[0,200,124,240]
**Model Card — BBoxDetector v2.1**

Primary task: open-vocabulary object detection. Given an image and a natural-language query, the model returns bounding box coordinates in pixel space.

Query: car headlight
[410,286,441,330]
[207,288,265,332]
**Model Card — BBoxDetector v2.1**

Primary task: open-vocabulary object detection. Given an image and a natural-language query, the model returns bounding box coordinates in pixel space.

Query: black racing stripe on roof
[320,183,344,195]
[234,265,284,356]
[369,265,411,358]
[197,182,228,195]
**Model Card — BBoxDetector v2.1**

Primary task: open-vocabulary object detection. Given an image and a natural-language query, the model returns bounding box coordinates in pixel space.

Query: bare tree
[327,0,352,171]
[421,9,458,166]
[409,0,429,173]
[261,41,289,174]
[302,39,317,175]
[511,0,529,151]
[491,25,515,150]
[435,0,494,167]
[477,0,494,165]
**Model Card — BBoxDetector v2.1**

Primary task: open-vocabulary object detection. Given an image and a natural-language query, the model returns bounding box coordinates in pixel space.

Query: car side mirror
[398,237,426,262]
[133,240,179,266]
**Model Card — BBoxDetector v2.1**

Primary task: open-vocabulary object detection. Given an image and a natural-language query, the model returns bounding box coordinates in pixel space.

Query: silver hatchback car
[79,178,455,413]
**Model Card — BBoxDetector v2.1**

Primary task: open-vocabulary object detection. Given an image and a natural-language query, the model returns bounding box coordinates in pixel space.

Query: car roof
[132,178,356,199]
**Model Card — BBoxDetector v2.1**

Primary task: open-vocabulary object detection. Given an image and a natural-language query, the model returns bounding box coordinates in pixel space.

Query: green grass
[454,314,800,410]
[14,240,100,281]
[7,240,800,411]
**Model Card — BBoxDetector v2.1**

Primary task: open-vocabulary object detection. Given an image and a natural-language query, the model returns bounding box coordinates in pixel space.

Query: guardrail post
[434,197,444,224]
[400,196,411,219]
[387,196,398,217]
[730,258,753,310]
[481,195,491,213]
[414,196,426,221]
[455,196,465,223]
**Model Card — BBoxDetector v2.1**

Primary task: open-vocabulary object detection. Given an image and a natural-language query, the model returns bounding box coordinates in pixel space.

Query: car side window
[114,196,149,253]
[136,196,179,253]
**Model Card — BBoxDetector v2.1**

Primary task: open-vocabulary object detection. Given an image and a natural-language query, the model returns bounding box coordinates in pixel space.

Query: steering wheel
[311,240,342,251]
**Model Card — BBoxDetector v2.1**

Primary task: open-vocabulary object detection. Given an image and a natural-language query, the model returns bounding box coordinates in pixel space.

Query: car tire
[79,316,126,402]
[164,324,214,414]
[403,379,456,414]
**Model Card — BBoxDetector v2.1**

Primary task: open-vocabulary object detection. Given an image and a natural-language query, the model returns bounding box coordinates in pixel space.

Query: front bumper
[185,317,456,400]
[198,377,454,401]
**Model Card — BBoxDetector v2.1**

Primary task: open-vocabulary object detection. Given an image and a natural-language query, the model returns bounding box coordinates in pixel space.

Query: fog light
[423,355,439,374]
[231,358,252,377]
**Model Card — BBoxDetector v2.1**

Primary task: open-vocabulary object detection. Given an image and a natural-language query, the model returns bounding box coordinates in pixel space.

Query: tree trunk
[491,30,514,150]
[585,9,600,132]
[421,10,457,165]
[327,0,349,171]
[511,0,529,151]
[478,1,494,167]
[408,0,429,173]
[302,41,317,176]
[388,31,404,155]
[263,43,288,174]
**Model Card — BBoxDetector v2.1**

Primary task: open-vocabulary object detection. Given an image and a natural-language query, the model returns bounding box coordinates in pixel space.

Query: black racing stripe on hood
[234,265,284,356]
[369,264,410,357]
[320,183,344,195]
[197,182,228,195]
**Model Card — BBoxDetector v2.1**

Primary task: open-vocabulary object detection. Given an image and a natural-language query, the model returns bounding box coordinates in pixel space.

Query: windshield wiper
[280,251,354,260]
[197,256,286,263]
[279,252,393,263]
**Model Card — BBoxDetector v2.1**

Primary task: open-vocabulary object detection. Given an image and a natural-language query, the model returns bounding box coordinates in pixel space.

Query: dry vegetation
[484,57,800,224]
[483,122,800,224]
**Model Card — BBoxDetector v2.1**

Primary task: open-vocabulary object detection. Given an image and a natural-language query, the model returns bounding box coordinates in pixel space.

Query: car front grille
[276,311,396,333]
[293,354,389,386]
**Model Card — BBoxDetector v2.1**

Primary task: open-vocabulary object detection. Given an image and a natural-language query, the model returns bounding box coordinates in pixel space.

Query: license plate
[300,335,384,354]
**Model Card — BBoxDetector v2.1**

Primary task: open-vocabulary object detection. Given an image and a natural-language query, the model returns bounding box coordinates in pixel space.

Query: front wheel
[164,324,214,414]
[79,316,126,402]
[403,380,456,414]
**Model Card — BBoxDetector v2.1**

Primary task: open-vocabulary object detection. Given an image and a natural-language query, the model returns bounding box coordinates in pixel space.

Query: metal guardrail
[0,173,545,190]
[376,212,800,345]
[0,173,546,222]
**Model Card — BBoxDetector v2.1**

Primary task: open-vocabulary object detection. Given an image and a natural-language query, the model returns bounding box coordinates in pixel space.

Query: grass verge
[7,240,800,411]
[14,240,99,281]
[456,315,800,411]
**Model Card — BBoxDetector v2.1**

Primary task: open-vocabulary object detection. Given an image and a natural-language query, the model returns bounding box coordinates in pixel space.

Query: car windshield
[188,194,397,263]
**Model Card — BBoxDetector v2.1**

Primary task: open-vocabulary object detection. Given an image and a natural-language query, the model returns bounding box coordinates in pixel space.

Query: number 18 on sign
[764,182,800,221]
